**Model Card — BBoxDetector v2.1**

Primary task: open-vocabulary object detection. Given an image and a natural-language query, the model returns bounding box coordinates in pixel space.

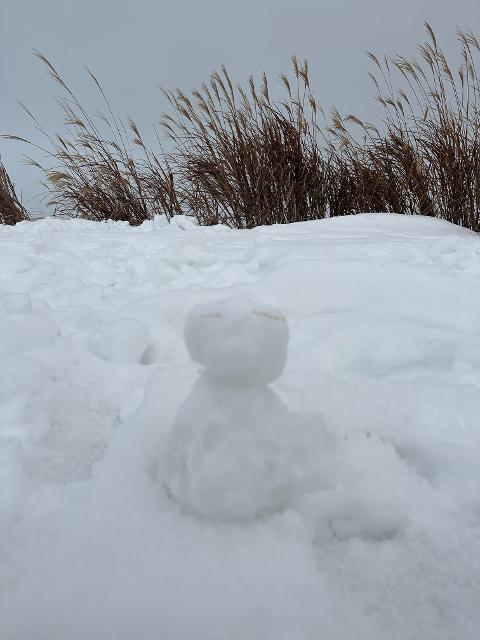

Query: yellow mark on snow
[197,310,285,322]
[252,310,286,322]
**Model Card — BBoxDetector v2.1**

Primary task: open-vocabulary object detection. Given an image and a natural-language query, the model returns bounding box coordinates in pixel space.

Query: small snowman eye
[198,313,223,319]
[252,309,286,322]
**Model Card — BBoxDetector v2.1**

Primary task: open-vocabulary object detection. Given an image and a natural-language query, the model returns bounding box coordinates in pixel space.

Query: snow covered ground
[1,212,480,640]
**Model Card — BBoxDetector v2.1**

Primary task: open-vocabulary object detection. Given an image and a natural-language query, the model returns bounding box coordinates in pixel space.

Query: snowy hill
[1,213,480,640]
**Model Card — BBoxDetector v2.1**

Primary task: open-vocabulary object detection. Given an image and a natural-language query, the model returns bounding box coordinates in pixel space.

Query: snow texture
[1,213,480,640]
[184,296,289,384]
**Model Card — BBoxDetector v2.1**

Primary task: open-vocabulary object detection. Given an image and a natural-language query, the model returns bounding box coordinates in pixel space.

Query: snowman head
[184,296,289,386]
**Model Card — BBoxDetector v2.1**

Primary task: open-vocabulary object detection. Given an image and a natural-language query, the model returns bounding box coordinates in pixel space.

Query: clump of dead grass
[328,24,480,230]
[160,57,330,227]
[4,53,180,225]
[3,25,480,231]
[0,160,28,225]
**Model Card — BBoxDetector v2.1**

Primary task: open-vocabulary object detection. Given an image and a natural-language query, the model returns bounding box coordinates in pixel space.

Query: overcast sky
[1,0,479,213]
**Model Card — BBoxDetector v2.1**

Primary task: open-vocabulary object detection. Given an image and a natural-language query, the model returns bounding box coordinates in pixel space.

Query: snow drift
[0,213,480,640]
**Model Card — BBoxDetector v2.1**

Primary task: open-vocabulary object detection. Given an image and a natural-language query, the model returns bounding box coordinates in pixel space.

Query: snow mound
[0,213,479,640]
[87,318,152,364]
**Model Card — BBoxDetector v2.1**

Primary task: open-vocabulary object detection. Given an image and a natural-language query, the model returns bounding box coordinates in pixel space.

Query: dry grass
[160,58,330,228]
[0,160,28,225]
[4,53,180,225]
[328,24,480,230]
[3,25,480,231]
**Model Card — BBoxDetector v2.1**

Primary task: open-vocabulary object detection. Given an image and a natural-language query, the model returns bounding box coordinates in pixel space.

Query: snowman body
[163,297,336,522]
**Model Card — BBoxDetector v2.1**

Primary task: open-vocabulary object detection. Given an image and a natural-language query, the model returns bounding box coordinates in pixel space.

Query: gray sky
[1,0,479,213]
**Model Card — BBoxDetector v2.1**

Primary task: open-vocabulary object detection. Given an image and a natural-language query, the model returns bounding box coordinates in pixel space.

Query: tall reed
[327,24,480,230]
[4,53,180,225]
[4,25,480,231]
[160,58,330,227]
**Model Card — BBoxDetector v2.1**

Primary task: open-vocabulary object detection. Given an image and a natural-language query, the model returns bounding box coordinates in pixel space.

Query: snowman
[163,296,337,522]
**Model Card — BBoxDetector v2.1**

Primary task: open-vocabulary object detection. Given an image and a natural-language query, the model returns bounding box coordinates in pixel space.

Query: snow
[0,212,480,639]
[166,296,336,522]
[164,371,338,523]
[87,317,152,364]
[184,297,289,385]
